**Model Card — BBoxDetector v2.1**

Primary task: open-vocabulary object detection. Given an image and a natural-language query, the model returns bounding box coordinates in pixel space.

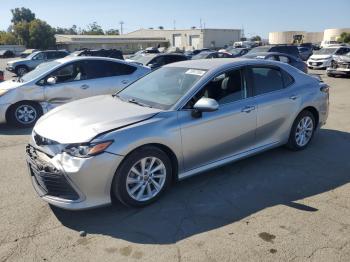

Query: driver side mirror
[192,97,219,118]
[46,77,56,85]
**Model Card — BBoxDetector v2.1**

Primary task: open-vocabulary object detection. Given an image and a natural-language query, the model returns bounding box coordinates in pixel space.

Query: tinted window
[194,69,247,105]
[278,55,290,63]
[336,48,350,55]
[251,67,284,95]
[149,56,165,66]
[84,60,136,79]
[56,51,68,58]
[32,52,45,60]
[46,52,57,60]
[164,55,187,64]
[282,70,294,87]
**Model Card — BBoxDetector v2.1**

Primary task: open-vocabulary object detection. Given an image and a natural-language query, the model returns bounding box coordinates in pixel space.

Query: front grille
[26,145,79,201]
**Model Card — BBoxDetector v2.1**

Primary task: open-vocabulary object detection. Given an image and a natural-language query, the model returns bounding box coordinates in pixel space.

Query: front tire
[15,66,28,76]
[112,146,172,207]
[287,110,315,151]
[7,102,43,127]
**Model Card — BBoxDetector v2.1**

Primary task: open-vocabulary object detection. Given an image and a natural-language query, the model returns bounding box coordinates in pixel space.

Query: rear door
[248,65,299,147]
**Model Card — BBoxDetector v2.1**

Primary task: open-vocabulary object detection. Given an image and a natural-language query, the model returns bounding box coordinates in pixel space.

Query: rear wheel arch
[299,106,319,130]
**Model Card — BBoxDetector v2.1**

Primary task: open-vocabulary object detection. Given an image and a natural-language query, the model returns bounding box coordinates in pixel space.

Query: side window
[165,55,186,64]
[84,60,136,79]
[282,70,295,87]
[46,52,56,60]
[266,55,277,61]
[32,52,45,60]
[149,56,165,66]
[278,55,290,64]
[191,69,247,106]
[336,48,350,55]
[251,67,284,96]
[48,62,86,84]
[56,52,67,58]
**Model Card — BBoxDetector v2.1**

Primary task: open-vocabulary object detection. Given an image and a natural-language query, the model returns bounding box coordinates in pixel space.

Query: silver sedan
[26,58,329,210]
[0,56,150,127]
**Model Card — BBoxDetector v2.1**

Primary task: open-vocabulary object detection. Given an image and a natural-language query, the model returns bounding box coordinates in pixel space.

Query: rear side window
[84,60,136,79]
[251,67,284,96]
[282,70,295,87]
[164,55,187,64]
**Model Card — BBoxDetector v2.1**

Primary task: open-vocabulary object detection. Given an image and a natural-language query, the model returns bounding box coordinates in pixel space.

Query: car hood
[34,95,162,144]
[309,54,332,60]
[7,58,28,65]
[0,79,23,91]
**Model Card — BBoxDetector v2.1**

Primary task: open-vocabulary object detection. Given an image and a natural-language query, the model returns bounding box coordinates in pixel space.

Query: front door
[178,67,257,172]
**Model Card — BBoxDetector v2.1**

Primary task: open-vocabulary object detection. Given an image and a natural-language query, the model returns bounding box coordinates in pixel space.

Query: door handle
[241,106,255,113]
[80,84,89,89]
[121,80,129,85]
[289,95,298,100]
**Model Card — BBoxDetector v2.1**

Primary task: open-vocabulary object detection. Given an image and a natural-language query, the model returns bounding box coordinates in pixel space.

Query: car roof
[246,51,294,57]
[164,58,258,70]
[56,56,137,65]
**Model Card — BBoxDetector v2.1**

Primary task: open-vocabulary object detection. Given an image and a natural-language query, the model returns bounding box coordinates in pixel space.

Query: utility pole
[173,20,176,30]
[200,18,202,29]
[119,21,124,35]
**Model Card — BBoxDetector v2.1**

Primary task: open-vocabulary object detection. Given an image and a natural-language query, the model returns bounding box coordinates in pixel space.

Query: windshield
[130,54,155,65]
[346,52,350,57]
[26,51,41,59]
[314,48,337,55]
[21,61,60,82]
[249,46,270,53]
[118,67,207,109]
[192,52,211,59]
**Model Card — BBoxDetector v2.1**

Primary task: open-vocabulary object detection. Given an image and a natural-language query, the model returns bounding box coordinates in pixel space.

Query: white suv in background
[307,46,350,69]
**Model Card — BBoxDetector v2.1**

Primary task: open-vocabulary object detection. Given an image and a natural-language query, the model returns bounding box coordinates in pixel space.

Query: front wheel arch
[6,100,43,127]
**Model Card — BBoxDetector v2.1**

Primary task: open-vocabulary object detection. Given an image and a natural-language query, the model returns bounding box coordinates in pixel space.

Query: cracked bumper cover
[26,144,124,210]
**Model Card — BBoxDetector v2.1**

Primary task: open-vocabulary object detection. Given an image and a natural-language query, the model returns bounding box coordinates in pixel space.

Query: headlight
[0,89,9,97]
[64,140,113,158]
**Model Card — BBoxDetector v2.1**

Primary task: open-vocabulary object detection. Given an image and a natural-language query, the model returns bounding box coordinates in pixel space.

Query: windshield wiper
[128,98,152,108]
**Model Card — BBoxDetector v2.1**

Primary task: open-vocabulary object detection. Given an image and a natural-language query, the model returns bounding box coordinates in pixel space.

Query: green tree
[11,7,35,24]
[82,22,104,35]
[55,25,78,35]
[250,35,262,42]
[13,21,30,46]
[105,29,119,35]
[28,19,55,49]
[338,32,350,44]
[0,31,18,45]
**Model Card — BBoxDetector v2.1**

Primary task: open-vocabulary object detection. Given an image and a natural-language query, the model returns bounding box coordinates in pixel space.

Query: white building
[269,28,350,44]
[55,28,242,53]
[127,28,242,50]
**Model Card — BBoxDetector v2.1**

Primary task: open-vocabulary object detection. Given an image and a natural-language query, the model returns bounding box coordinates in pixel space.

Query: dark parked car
[127,53,188,69]
[224,47,250,57]
[192,51,236,59]
[72,49,123,60]
[327,51,350,77]
[0,50,15,58]
[184,48,212,58]
[297,46,313,61]
[249,45,300,58]
[243,52,308,73]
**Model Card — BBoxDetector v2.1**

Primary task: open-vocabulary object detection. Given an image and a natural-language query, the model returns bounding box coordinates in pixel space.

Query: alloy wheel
[126,157,166,202]
[15,104,37,125]
[295,116,314,147]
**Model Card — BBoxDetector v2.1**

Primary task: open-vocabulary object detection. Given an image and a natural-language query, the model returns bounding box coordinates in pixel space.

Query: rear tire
[7,101,43,128]
[112,146,172,207]
[286,110,315,151]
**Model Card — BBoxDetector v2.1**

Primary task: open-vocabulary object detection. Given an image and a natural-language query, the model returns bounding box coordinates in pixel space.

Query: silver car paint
[0,56,150,124]
[28,58,329,210]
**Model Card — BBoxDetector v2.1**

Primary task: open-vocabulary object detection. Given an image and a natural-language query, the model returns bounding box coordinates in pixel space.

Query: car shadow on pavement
[52,128,350,244]
[0,124,32,135]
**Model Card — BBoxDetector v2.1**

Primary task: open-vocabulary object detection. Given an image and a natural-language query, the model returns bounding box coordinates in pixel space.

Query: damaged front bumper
[26,143,124,210]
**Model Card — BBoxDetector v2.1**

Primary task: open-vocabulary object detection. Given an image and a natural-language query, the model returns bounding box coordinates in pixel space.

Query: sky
[0,0,349,38]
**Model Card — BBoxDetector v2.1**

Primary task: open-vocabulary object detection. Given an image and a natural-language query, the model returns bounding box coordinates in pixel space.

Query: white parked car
[307,46,350,69]
[0,56,150,127]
